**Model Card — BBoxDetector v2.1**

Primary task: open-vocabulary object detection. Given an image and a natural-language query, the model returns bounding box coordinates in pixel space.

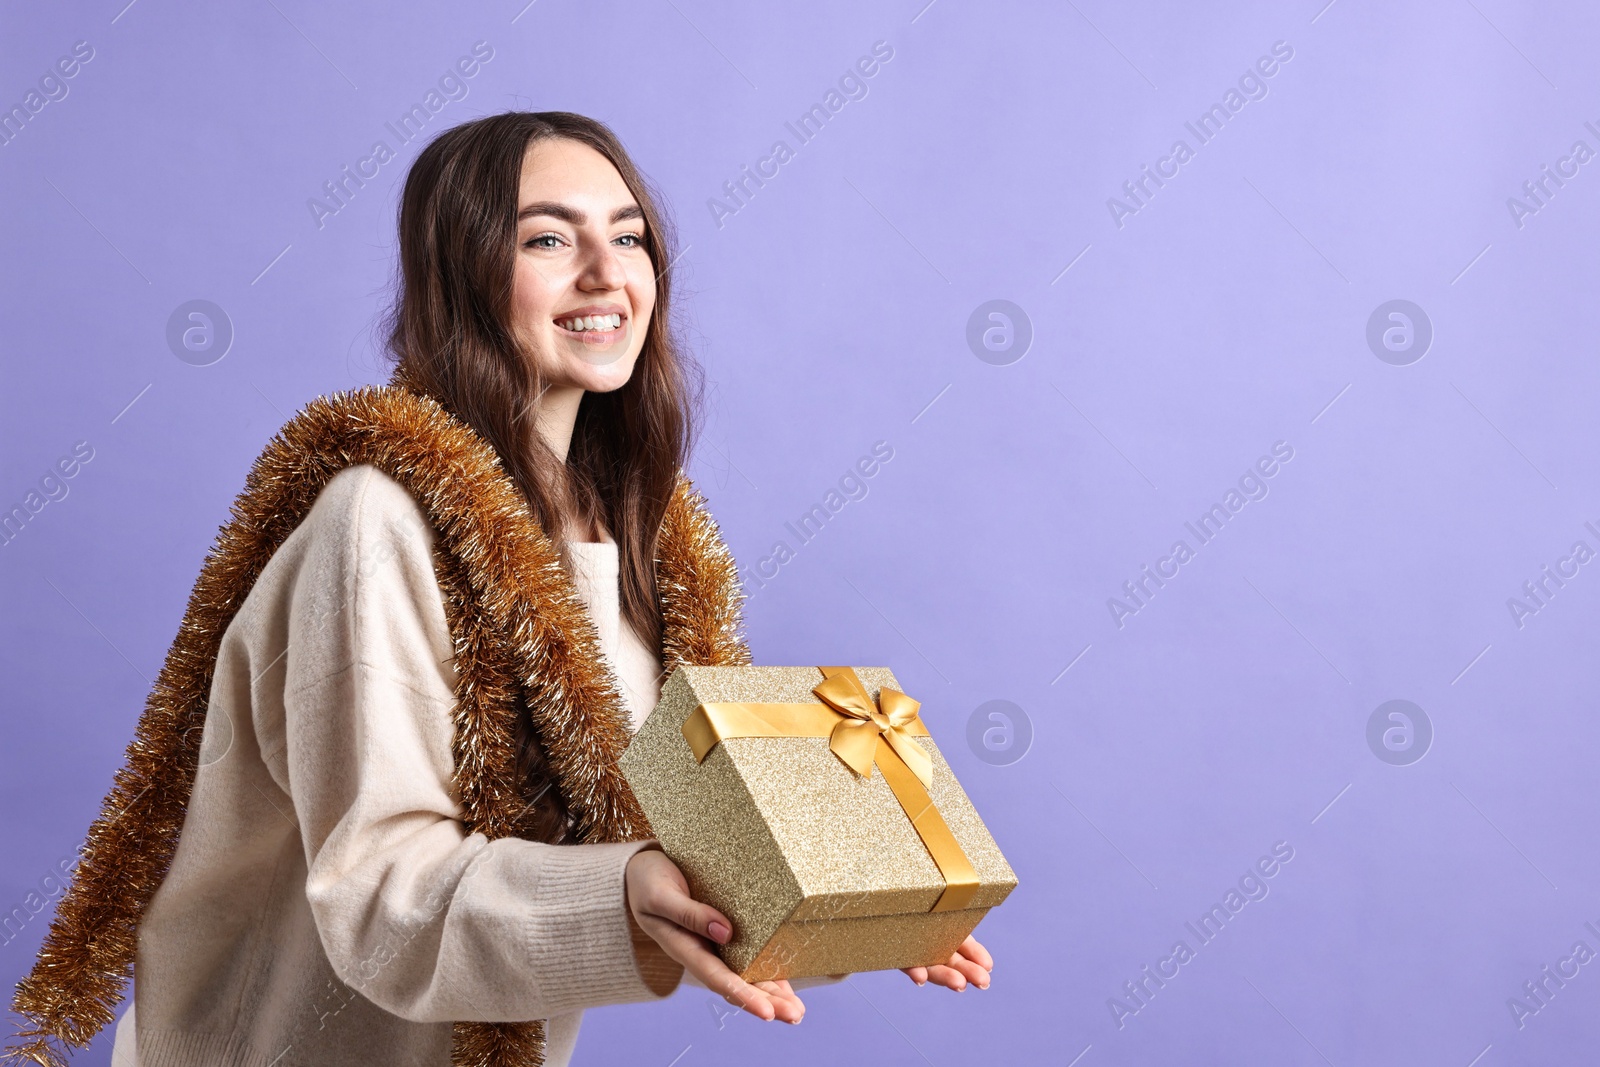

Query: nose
[577,231,628,292]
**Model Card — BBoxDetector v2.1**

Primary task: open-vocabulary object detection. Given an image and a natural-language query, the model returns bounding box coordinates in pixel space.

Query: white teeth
[560,314,622,332]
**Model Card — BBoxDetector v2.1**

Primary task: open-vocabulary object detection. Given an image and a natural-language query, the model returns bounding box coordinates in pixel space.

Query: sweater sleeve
[264,464,683,1024]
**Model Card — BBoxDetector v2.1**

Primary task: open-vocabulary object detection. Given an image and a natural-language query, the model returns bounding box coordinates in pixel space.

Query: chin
[573,358,640,392]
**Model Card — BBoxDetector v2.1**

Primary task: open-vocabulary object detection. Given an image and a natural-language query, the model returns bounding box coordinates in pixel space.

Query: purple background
[4,1,1598,1064]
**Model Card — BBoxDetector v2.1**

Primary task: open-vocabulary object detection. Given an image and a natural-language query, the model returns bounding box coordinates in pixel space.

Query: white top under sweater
[107,463,686,1067]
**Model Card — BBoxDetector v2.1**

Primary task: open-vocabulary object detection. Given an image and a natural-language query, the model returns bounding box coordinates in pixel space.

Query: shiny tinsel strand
[6,376,750,1067]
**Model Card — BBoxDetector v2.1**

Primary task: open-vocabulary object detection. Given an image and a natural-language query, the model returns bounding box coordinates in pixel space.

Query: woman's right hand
[624,847,805,1024]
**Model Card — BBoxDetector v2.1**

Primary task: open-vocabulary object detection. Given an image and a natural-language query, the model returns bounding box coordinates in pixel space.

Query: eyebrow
[516,201,645,226]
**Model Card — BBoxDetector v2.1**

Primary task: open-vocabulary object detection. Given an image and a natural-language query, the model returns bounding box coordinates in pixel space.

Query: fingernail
[708,920,730,943]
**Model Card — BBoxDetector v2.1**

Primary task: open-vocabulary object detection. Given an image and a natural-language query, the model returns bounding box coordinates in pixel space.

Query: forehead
[517,137,635,214]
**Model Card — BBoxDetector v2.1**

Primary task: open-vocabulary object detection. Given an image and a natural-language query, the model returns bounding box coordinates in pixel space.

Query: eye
[613,232,645,249]
[524,232,565,250]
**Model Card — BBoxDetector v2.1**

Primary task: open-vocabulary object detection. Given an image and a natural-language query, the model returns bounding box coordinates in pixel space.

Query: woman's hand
[625,848,806,1024]
[901,934,993,991]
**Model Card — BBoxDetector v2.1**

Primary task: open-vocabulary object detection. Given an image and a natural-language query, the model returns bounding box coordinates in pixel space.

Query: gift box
[618,664,1018,981]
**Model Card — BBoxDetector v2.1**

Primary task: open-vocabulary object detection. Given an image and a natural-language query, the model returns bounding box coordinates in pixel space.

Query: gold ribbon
[681,666,981,912]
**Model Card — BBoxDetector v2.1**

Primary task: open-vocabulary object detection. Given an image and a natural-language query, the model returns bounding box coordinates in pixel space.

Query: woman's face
[511,137,655,390]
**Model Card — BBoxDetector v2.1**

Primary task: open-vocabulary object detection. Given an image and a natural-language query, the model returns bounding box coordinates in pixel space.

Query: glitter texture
[619,666,1018,981]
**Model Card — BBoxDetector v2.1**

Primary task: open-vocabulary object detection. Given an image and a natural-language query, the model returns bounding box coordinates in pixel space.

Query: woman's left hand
[901,934,992,991]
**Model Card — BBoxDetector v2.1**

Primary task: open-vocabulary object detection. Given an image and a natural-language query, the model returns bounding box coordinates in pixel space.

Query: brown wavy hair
[380,110,702,841]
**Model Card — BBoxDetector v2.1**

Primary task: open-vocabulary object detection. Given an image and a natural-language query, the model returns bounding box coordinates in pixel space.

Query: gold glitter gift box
[618,664,1018,981]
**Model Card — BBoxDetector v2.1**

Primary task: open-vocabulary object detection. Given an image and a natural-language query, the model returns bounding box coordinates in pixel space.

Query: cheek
[512,258,558,321]
[629,271,658,328]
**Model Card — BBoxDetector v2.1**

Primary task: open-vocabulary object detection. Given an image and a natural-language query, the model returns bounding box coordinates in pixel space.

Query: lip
[554,303,627,322]
[553,303,629,345]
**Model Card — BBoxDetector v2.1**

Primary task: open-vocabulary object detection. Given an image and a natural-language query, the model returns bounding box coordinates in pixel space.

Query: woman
[8,111,991,1067]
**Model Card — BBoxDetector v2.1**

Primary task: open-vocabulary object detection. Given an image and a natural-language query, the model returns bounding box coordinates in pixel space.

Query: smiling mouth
[555,313,624,341]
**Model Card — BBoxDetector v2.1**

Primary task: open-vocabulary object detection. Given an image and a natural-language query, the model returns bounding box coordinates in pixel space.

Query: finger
[901,965,929,986]
[636,921,736,979]
[949,947,991,978]
[948,954,991,988]
[925,964,970,991]
[657,933,781,1023]
[635,870,736,946]
[959,935,994,970]
[933,956,990,990]
[709,970,778,1021]
[752,980,805,1024]
[636,908,787,1022]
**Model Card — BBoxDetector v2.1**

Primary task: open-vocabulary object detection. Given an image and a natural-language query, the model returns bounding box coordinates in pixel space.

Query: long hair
[380,110,702,841]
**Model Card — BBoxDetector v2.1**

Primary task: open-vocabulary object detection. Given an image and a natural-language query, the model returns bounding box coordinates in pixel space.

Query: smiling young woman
[7,111,988,1067]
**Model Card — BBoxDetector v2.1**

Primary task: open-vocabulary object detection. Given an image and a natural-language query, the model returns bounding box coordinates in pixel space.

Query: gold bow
[812,666,935,790]
[681,666,980,912]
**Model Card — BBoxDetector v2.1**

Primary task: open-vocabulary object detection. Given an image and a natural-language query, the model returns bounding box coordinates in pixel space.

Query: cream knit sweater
[108,463,756,1067]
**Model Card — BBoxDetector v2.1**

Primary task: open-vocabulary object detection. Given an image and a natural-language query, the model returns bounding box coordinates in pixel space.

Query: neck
[534,383,585,464]
[534,383,601,542]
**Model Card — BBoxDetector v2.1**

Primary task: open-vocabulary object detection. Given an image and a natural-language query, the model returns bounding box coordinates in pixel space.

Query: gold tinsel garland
[4,378,751,1067]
